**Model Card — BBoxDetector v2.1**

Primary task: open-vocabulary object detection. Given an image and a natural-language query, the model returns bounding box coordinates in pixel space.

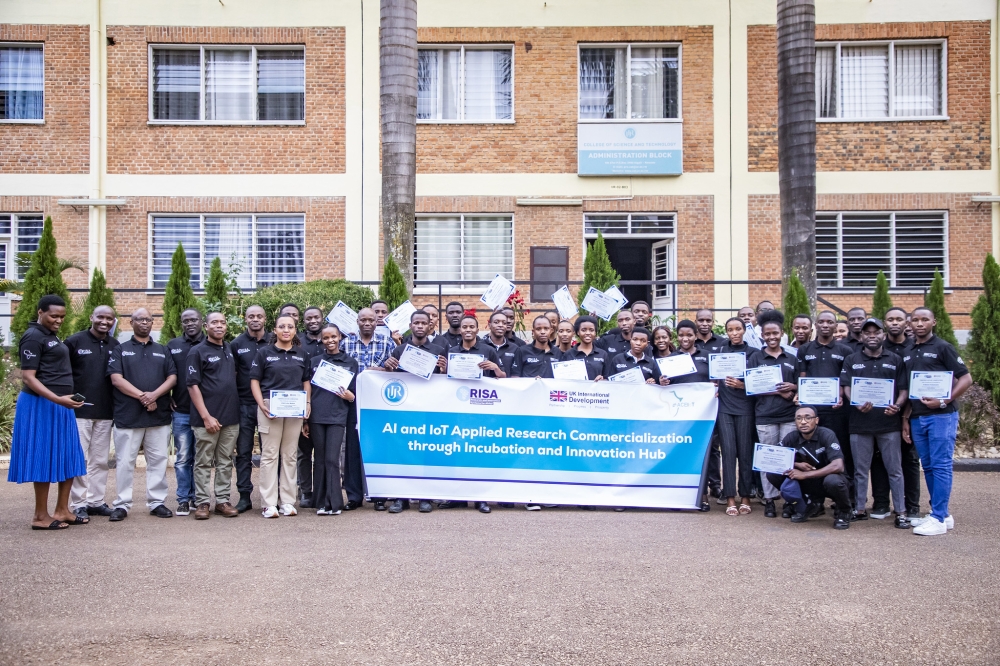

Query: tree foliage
[577,230,621,335]
[11,217,73,342]
[924,268,958,348]
[69,268,116,335]
[244,279,375,331]
[871,270,893,321]
[968,254,1000,404]
[160,244,199,341]
[782,268,811,336]
[203,257,228,308]
[378,255,409,311]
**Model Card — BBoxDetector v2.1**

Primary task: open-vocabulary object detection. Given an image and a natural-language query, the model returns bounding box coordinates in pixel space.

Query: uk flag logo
[549,391,568,402]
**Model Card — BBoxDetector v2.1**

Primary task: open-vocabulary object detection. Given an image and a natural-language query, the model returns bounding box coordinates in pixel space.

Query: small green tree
[160,243,199,341]
[782,268,811,336]
[969,254,1000,404]
[924,268,958,348]
[11,217,73,341]
[203,257,228,308]
[871,270,893,321]
[577,230,621,334]
[378,255,409,311]
[69,268,116,334]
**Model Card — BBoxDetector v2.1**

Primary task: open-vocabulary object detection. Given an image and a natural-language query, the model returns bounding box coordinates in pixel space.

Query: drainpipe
[88,0,107,274]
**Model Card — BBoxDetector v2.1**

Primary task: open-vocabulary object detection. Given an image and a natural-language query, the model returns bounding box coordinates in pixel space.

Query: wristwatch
[938,399,948,408]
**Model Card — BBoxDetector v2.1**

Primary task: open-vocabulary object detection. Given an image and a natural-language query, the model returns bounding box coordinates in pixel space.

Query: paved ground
[1,471,999,666]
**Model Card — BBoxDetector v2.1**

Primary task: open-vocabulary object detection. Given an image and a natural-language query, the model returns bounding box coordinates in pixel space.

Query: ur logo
[624,127,636,139]
[381,379,408,405]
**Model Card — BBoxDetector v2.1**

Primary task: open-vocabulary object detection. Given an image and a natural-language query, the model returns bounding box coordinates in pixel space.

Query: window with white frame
[417,45,512,122]
[579,44,679,120]
[150,46,305,123]
[584,213,675,237]
[414,214,513,286]
[150,214,304,289]
[0,44,44,121]
[0,213,44,279]
[816,211,947,290]
[816,40,945,120]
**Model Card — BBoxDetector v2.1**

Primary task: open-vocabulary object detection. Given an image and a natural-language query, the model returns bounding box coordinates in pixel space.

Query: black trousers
[704,429,722,493]
[718,413,755,499]
[818,410,853,503]
[870,437,921,514]
[343,403,366,503]
[234,403,258,495]
[310,422,346,512]
[297,433,313,497]
[765,472,852,514]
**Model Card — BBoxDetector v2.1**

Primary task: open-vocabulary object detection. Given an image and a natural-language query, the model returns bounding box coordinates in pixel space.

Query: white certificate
[551,286,579,320]
[447,353,484,380]
[311,361,355,394]
[604,285,629,310]
[798,377,840,406]
[781,343,799,356]
[909,371,953,400]
[609,367,646,384]
[581,287,620,321]
[656,354,697,379]
[752,444,796,474]
[326,301,360,337]
[743,325,763,349]
[850,378,895,408]
[480,274,516,311]
[398,344,439,380]
[269,390,307,418]
[551,358,589,381]
[744,365,784,396]
[709,352,746,380]
[382,300,417,333]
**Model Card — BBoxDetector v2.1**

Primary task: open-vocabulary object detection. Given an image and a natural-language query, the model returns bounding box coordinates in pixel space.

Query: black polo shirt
[506,333,526,347]
[186,340,239,428]
[511,344,559,378]
[438,330,464,350]
[747,348,799,424]
[107,337,176,429]
[695,333,727,354]
[796,338,852,415]
[903,335,969,417]
[64,329,120,419]
[884,337,911,358]
[167,333,204,414]
[663,348,712,385]
[844,336,865,354]
[484,337,520,376]
[231,331,271,406]
[298,331,325,361]
[716,342,753,416]
[560,345,609,380]
[607,351,661,383]
[19,321,74,397]
[309,351,358,425]
[779,426,844,468]
[250,344,310,393]
[596,332,630,357]
[840,348,908,434]
[447,339,503,378]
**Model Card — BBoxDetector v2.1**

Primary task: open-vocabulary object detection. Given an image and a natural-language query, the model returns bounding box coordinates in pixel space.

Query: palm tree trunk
[380,0,418,291]
[776,0,817,309]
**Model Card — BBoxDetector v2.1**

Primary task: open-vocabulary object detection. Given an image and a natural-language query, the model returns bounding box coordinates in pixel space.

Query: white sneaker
[316,508,331,516]
[262,506,279,519]
[910,514,954,529]
[912,515,947,536]
[525,504,541,511]
[280,503,298,516]
[330,509,342,515]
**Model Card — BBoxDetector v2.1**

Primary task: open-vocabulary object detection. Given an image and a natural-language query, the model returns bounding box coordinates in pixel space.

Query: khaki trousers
[71,418,113,510]
[193,424,239,506]
[112,425,171,512]
[257,408,302,508]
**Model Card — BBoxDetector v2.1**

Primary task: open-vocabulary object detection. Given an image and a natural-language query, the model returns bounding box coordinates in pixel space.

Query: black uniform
[606,351,661,383]
[506,333,526,347]
[437,330,464,350]
[447,339,504,378]
[484,337,520,377]
[714,341,755,499]
[840,349,908,435]
[596,332,630,357]
[747,348,799,425]
[249,344,310,393]
[186,340,239,428]
[695,333,728,354]
[64,329,119,420]
[230,330,271,496]
[390,337,445,373]
[559,345,610,380]
[765,426,852,517]
[902,335,969,418]
[295,331,324,500]
[308,351,359,513]
[796,338,854,494]
[510,344,559,378]
[297,331,325,361]
[107,337,177,429]
[866,336,915,515]
[883,337,911,358]
[19,322,74,397]
[167,333,204,416]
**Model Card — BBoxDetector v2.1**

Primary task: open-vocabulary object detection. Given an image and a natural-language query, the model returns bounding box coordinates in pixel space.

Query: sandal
[63,515,89,525]
[31,520,68,531]
[739,503,752,515]
[726,505,739,516]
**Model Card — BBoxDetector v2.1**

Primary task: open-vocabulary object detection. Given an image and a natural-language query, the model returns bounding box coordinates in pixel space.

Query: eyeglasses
[795,415,818,422]
[131,318,153,324]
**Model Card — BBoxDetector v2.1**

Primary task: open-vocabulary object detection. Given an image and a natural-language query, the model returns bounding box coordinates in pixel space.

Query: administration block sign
[577,122,683,176]
[356,374,717,509]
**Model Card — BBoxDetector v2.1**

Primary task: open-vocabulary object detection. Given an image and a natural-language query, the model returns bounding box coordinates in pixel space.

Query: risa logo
[171,348,183,354]
[208,356,221,362]
[152,353,165,358]
[237,348,251,354]
[122,351,135,356]
[456,386,501,406]
[77,349,93,355]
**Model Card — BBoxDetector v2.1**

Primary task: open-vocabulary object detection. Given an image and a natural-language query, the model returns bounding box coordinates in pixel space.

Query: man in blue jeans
[902,307,971,536]
[166,309,205,516]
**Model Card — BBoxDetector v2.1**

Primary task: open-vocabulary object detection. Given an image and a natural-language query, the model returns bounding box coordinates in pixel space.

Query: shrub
[577,230,620,335]
[160,244,198,341]
[924,269,958,348]
[955,383,999,457]
[968,254,1000,406]
[68,268,116,335]
[10,217,73,342]
[244,279,376,330]
[871,270,892,321]
[0,355,18,454]
[378,255,409,311]
[782,269,811,336]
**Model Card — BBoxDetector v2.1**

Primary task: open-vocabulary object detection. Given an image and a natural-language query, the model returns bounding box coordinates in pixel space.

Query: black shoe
[419,500,433,513]
[388,499,407,513]
[764,500,776,518]
[150,505,173,518]
[790,511,808,523]
[709,486,722,499]
[833,513,851,530]
[699,501,711,512]
[781,503,793,519]
[579,505,597,511]
[498,502,515,508]
[850,510,869,522]
[175,501,191,516]
[299,497,313,509]
[235,493,253,514]
[894,514,911,529]
[74,507,90,522]
[87,503,114,517]
[344,500,363,511]
[477,502,491,514]
[437,501,467,509]
[373,500,387,512]
[109,507,127,522]
[807,502,826,518]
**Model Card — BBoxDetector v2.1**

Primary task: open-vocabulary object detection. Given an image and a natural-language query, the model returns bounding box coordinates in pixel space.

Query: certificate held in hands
[383,300,417,333]
[743,365,783,396]
[608,367,645,384]
[850,378,894,408]
[480,274,516,311]
[447,353,484,380]
[551,358,588,381]
[399,344,439,380]
[909,371,953,400]
[269,390,307,418]
[311,361,355,394]
[709,352,746,380]
[798,377,840,406]
[656,354,696,379]
[752,444,795,474]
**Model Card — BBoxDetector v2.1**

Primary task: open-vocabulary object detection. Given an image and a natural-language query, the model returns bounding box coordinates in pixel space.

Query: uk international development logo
[549,390,568,402]
[381,379,407,406]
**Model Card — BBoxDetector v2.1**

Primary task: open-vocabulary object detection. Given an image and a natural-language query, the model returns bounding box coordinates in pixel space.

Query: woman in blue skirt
[8,295,87,530]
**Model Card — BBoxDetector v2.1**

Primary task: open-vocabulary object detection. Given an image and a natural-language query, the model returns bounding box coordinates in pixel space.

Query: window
[414,214,513,288]
[816,41,945,120]
[0,44,43,121]
[417,45,512,122]
[579,44,679,120]
[584,213,675,237]
[150,46,305,123]
[816,212,947,290]
[0,213,43,279]
[530,247,569,302]
[149,214,304,289]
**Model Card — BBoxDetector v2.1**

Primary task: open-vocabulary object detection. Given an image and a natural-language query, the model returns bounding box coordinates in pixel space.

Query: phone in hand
[71,393,86,402]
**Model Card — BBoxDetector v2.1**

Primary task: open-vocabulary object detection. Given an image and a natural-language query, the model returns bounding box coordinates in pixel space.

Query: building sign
[577,122,683,176]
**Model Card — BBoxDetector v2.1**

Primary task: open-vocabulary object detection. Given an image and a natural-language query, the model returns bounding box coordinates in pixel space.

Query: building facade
[1,0,997,336]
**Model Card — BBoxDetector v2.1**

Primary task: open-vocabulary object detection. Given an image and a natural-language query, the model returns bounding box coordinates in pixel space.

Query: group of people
[7,293,969,537]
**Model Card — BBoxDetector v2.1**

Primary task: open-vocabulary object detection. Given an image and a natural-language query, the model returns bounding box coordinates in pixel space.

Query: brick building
[1,0,997,337]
